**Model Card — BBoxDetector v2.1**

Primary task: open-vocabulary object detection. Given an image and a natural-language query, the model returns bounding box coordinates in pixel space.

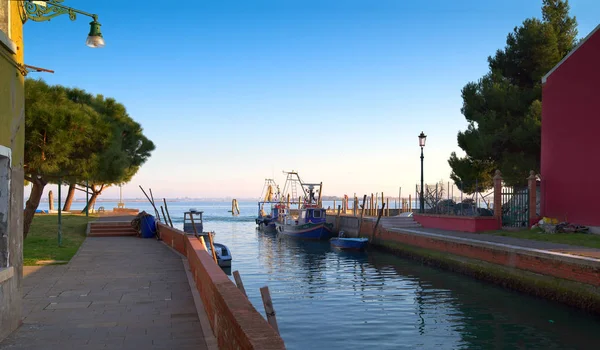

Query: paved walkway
[0,237,210,350]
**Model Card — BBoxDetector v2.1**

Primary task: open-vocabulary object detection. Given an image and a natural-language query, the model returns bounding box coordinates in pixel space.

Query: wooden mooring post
[336,205,342,231]
[207,232,218,264]
[371,203,386,241]
[232,270,247,297]
[260,286,280,334]
[163,198,174,227]
[358,195,367,235]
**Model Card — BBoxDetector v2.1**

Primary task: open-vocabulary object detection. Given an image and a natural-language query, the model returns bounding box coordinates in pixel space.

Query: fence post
[528,170,537,227]
[493,170,502,225]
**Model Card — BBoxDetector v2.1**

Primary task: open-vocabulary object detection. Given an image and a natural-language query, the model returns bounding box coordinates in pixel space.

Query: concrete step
[88,231,137,237]
[89,229,137,234]
[90,226,136,231]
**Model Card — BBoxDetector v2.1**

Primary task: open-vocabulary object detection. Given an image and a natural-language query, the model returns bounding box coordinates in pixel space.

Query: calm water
[58,200,600,349]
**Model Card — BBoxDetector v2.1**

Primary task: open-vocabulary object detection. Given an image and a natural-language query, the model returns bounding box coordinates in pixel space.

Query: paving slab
[0,237,210,349]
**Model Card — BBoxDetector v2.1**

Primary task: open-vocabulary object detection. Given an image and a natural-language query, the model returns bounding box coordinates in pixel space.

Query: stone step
[88,231,137,237]
[90,226,136,231]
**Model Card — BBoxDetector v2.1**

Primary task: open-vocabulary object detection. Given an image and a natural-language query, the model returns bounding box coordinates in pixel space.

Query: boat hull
[276,222,332,240]
[330,238,369,251]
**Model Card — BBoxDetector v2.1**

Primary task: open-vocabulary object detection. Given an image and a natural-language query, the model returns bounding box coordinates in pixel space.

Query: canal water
[71,200,600,349]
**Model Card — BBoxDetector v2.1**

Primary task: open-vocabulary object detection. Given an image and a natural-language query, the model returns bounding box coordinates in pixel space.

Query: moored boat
[275,172,334,240]
[256,179,282,232]
[183,210,232,268]
[330,231,368,251]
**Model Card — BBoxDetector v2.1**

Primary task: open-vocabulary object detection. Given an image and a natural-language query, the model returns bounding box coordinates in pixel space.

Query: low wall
[414,214,500,233]
[357,221,600,313]
[158,224,285,349]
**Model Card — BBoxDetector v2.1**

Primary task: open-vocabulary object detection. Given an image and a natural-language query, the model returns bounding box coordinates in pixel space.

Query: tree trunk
[63,183,76,211]
[23,178,47,239]
[81,185,104,214]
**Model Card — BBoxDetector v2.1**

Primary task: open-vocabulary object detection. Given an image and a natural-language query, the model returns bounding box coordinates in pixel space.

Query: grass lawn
[23,214,96,266]
[488,228,600,249]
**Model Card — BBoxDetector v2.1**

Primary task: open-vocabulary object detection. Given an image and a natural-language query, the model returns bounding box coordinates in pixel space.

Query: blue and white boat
[276,205,332,240]
[330,231,368,251]
[275,172,334,240]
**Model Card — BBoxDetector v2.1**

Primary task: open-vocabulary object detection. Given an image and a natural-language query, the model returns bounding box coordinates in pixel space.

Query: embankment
[328,215,600,314]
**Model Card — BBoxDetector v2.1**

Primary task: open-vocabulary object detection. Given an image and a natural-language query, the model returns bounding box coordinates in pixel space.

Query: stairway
[88,222,138,237]
[378,216,421,230]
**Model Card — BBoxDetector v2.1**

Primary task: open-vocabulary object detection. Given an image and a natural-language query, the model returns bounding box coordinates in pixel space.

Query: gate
[501,186,529,227]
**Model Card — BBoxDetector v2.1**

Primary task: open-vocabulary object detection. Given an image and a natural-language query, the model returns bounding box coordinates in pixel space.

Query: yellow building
[0,0,25,341]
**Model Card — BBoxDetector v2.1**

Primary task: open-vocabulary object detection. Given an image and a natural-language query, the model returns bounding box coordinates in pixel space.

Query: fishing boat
[275,171,334,240]
[330,231,368,251]
[183,210,232,268]
[256,179,282,232]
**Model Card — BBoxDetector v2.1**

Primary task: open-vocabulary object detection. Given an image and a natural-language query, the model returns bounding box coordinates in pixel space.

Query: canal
[92,200,600,349]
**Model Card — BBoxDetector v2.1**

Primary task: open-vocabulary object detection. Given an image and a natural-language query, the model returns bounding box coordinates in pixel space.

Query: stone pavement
[0,237,211,350]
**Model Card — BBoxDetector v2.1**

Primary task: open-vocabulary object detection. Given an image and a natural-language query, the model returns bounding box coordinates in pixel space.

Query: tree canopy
[448,0,578,193]
[23,79,155,237]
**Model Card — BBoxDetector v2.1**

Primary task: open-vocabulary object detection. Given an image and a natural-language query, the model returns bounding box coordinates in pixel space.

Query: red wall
[413,214,500,233]
[541,27,600,226]
[158,224,285,350]
[358,222,600,287]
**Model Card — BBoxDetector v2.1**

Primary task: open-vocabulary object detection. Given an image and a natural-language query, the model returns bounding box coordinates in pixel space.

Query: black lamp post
[418,132,427,213]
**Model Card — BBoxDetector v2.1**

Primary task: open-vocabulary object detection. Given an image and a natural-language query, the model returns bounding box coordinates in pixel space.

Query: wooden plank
[260,286,279,334]
[233,271,247,297]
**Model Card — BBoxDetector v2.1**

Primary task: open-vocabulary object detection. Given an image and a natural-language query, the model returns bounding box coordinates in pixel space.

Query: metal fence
[501,186,529,227]
[415,181,494,217]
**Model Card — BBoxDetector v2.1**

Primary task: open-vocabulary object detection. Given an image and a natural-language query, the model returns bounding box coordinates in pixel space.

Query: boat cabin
[183,210,204,234]
[284,207,327,225]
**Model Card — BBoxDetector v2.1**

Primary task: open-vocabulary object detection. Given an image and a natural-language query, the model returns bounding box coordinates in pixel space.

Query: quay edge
[329,214,600,314]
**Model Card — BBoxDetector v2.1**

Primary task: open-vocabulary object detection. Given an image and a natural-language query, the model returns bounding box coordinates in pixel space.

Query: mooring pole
[85,180,89,217]
[58,180,62,247]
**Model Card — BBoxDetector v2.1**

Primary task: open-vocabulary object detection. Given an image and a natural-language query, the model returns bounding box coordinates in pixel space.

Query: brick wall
[413,214,500,233]
[359,223,600,287]
[158,224,285,349]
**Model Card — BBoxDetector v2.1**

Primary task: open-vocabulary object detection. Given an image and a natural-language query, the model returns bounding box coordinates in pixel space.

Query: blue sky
[23,0,599,199]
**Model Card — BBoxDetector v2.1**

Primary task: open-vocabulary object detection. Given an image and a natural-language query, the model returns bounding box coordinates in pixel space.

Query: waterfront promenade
[0,237,215,349]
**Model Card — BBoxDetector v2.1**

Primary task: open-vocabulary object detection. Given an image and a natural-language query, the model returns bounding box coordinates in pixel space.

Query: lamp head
[418,131,427,147]
[86,20,105,48]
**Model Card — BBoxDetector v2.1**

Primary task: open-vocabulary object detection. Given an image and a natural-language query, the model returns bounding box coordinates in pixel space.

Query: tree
[448,0,577,188]
[80,96,155,213]
[60,88,112,211]
[23,79,100,237]
[23,80,154,237]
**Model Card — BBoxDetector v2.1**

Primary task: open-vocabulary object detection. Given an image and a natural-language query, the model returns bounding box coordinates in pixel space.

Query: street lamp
[418,131,427,213]
[22,0,105,48]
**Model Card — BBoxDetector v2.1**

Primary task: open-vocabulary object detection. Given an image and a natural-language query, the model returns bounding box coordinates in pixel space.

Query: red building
[541,24,600,228]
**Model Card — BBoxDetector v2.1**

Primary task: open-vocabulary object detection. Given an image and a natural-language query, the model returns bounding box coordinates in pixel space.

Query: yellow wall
[0,0,25,166]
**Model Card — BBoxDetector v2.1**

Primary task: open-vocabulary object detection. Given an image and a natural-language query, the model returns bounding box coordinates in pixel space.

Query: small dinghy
[183,210,232,268]
[330,231,368,251]
[208,241,232,268]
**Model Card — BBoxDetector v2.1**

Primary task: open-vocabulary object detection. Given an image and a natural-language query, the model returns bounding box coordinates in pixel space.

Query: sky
[21,0,599,200]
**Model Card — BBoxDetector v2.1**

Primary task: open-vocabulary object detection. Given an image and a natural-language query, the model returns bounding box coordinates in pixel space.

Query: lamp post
[418,132,427,213]
[22,0,106,48]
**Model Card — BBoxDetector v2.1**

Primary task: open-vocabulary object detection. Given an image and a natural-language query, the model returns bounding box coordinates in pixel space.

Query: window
[313,210,322,218]
[0,146,11,268]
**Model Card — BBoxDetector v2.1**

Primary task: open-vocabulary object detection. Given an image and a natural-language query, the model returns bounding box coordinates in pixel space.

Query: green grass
[23,214,95,266]
[487,228,600,249]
